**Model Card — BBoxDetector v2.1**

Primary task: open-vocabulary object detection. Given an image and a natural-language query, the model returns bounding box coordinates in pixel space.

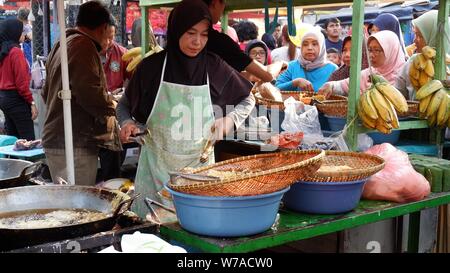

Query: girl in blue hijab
[369,13,407,57]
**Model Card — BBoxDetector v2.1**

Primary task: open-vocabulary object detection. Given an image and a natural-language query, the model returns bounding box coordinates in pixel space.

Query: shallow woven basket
[316,100,348,117]
[168,149,325,196]
[317,100,418,119]
[255,90,346,111]
[302,151,385,182]
[397,101,419,118]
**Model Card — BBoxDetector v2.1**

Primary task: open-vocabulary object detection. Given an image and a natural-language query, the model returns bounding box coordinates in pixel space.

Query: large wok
[0,158,41,189]
[0,185,135,251]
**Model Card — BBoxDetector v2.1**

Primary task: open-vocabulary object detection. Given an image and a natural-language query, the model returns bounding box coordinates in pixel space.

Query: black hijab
[126,0,252,124]
[0,18,23,62]
[164,0,211,85]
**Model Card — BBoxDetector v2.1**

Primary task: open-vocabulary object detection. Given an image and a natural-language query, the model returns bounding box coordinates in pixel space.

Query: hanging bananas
[409,46,436,91]
[358,74,408,134]
[122,45,164,72]
[416,79,450,128]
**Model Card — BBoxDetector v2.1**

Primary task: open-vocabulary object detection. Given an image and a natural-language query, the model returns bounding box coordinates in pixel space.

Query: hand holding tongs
[129,128,151,146]
[200,126,217,163]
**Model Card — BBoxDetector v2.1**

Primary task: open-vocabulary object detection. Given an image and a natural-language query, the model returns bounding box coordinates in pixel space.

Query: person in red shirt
[98,16,130,181]
[100,17,130,93]
[0,18,38,140]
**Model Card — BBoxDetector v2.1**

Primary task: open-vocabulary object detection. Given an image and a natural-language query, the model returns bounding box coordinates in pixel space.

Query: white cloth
[271,46,301,63]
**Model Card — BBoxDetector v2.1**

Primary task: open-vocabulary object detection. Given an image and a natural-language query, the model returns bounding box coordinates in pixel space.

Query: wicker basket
[254,90,346,111]
[303,151,385,182]
[316,100,348,117]
[168,149,325,196]
[317,100,418,119]
[398,101,419,118]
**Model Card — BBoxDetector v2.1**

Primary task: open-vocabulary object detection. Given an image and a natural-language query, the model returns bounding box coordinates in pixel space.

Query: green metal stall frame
[137,0,450,253]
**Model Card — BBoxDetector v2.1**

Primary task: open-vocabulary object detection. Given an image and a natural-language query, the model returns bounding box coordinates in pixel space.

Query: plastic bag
[30,58,46,89]
[363,143,430,203]
[281,97,322,136]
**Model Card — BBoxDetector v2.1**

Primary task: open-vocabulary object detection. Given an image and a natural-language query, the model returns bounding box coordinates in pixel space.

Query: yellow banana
[385,98,399,129]
[376,118,392,134]
[153,45,164,53]
[437,94,449,126]
[361,89,379,120]
[122,47,142,62]
[428,112,437,127]
[426,89,447,117]
[409,63,421,80]
[370,88,392,122]
[126,54,143,72]
[416,54,428,70]
[375,82,408,113]
[418,71,431,87]
[422,46,436,59]
[410,76,420,91]
[144,49,155,58]
[419,94,433,114]
[358,99,376,129]
[416,79,443,100]
[424,59,435,78]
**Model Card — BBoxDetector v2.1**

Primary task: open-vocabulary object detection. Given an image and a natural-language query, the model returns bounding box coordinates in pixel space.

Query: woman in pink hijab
[319,30,406,97]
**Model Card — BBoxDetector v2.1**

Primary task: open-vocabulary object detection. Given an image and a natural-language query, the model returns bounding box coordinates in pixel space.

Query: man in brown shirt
[42,1,116,185]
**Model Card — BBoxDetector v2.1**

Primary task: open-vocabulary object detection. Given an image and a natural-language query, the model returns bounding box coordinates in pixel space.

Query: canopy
[315,1,439,26]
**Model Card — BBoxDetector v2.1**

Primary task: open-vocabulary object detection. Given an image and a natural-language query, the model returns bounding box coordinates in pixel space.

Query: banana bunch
[409,46,436,91]
[416,80,450,128]
[122,45,164,72]
[358,74,408,134]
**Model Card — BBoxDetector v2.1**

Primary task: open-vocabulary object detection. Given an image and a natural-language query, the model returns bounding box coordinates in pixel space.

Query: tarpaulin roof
[315,1,439,26]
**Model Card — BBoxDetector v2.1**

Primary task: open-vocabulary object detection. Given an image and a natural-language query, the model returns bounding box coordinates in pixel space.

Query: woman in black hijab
[0,18,37,140]
[117,0,255,218]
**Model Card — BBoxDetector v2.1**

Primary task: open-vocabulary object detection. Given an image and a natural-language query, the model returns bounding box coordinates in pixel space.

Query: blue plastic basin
[368,131,400,145]
[283,179,368,214]
[325,115,346,132]
[166,187,289,237]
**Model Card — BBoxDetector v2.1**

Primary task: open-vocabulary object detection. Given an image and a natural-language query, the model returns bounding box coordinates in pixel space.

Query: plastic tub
[283,179,368,214]
[368,130,400,145]
[166,186,289,237]
[325,115,346,132]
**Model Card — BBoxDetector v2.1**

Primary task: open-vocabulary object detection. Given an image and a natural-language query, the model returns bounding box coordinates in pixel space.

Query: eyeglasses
[368,48,384,55]
[249,50,266,57]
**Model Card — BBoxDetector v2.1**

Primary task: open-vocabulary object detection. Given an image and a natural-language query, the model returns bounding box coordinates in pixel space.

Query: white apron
[133,56,215,219]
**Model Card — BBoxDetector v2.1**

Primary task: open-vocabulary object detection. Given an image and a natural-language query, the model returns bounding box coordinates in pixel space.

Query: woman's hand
[119,121,141,143]
[317,83,334,99]
[293,78,314,91]
[31,104,38,120]
[211,116,234,141]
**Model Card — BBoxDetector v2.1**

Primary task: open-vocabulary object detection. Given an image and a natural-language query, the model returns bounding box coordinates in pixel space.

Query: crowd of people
[0,0,447,219]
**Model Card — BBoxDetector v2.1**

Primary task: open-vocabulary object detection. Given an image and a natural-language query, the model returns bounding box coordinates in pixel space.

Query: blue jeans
[0,90,35,140]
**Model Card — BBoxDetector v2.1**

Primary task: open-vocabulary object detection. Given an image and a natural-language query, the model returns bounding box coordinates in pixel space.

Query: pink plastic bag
[363,143,430,203]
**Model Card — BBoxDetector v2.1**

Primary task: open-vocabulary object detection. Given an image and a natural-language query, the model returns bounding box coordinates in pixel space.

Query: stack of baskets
[168,149,325,196]
[283,151,385,214]
[166,149,325,237]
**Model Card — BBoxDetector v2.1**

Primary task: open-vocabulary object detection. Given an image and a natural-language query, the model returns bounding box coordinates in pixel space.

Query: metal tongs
[168,171,220,183]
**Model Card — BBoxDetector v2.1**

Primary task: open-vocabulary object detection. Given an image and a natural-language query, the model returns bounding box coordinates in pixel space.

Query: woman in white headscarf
[275,26,337,92]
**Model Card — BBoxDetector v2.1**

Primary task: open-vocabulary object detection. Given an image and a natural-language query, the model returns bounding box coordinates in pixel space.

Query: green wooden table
[159,192,450,253]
